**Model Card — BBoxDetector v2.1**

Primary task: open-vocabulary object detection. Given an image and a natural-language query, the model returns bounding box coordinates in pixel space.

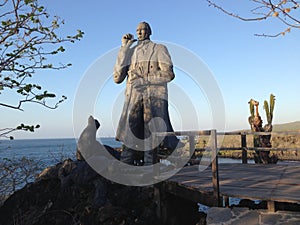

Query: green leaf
[29,126,34,132]
[24,84,33,92]
[24,0,34,4]
[45,93,56,98]
[33,85,42,90]
[37,6,44,12]
[58,46,65,52]
[35,95,43,100]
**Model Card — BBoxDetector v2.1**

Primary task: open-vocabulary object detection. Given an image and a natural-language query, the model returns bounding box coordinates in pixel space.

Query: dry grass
[190,133,300,160]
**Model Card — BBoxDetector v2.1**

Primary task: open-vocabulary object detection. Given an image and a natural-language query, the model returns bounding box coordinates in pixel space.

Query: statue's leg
[143,122,154,166]
[143,149,154,166]
[120,145,135,165]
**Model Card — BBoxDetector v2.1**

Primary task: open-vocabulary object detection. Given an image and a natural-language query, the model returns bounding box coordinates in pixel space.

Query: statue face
[136,23,150,41]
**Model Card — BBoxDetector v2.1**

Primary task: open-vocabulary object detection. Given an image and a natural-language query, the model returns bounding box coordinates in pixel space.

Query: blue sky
[2,0,300,139]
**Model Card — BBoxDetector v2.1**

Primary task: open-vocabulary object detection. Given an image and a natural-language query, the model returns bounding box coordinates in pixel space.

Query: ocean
[0,137,122,167]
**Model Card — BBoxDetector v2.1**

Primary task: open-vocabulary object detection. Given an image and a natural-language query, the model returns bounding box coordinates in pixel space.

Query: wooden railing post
[241,133,247,164]
[189,135,195,157]
[211,129,220,206]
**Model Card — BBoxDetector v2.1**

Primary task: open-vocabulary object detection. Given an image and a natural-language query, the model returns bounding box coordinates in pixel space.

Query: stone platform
[207,207,300,225]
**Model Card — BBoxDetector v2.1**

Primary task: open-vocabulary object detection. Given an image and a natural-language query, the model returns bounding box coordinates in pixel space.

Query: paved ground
[207,207,300,225]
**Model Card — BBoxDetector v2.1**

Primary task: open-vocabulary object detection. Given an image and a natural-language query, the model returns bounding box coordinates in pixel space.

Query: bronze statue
[113,22,180,165]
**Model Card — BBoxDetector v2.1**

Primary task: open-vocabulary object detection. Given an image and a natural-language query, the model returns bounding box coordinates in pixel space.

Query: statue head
[136,21,152,41]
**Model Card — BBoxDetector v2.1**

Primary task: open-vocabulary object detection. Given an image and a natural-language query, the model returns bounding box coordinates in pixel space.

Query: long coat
[113,40,179,150]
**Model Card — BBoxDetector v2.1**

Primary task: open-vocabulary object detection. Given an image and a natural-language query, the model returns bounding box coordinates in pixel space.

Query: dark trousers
[120,146,154,166]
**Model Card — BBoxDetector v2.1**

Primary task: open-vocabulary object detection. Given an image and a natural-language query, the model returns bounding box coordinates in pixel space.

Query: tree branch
[206,0,300,37]
[0,0,83,138]
[207,0,268,21]
[0,102,24,111]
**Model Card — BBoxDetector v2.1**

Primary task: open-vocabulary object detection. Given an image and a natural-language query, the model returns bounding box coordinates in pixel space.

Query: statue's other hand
[130,77,146,89]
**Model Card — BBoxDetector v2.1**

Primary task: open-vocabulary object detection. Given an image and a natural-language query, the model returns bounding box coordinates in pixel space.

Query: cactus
[269,94,275,123]
[248,94,277,164]
[264,100,270,123]
[249,99,255,118]
[264,94,275,125]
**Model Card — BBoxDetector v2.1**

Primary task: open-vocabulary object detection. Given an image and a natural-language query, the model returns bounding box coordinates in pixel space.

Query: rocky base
[0,159,158,225]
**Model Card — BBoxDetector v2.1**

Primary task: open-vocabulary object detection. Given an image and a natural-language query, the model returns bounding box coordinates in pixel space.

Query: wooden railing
[154,130,300,207]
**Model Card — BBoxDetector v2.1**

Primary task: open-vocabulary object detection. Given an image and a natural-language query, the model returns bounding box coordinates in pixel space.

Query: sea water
[0,137,122,166]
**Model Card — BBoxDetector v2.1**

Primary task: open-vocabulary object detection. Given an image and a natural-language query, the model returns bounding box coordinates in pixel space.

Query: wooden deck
[164,163,300,209]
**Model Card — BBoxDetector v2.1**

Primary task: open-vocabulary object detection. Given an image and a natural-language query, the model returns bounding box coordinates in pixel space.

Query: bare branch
[206,0,300,37]
[0,102,24,111]
[207,0,268,21]
[0,127,17,139]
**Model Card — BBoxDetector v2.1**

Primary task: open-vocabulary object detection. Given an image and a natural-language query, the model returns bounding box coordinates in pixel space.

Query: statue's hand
[121,33,136,47]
